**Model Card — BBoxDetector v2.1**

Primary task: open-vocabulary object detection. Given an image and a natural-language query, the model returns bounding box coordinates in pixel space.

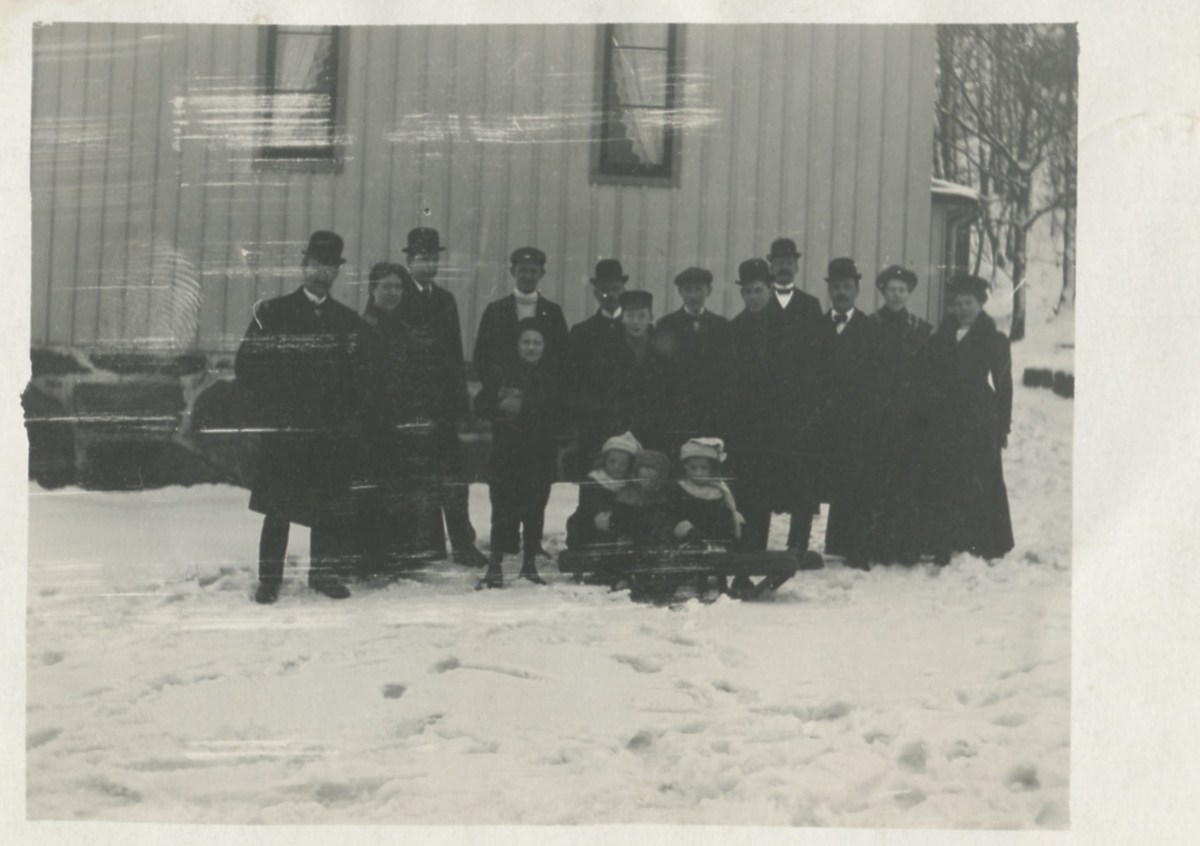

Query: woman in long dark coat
[922,274,1015,562]
[356,263,441,577]
[867,265,933,564]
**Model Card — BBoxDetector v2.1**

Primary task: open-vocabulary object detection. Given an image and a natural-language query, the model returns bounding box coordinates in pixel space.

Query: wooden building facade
[30,22,938,359]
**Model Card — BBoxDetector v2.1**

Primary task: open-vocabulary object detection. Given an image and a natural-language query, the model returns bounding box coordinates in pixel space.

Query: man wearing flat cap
[235,230,365,603]
[766,238,823,330]
[655,266,729,452]
[395,226,487,567]
[815,257,882,570]
[568,258,632,472]
[719,259,823,562]
[473,246,570,397]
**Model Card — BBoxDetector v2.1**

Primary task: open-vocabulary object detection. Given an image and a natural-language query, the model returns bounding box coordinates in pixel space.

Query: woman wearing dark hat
[866,265,934,564]
[922,274,1015,563]
[473,318,571,588]
[354,263,442,578]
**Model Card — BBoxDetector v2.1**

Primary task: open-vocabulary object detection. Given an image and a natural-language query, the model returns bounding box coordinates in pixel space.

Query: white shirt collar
[832,306,857,321]
[602,307,623,320]
[513,289,540,304]
[775,288,794,306]
[302,286,328,306]
[684,306,705,318]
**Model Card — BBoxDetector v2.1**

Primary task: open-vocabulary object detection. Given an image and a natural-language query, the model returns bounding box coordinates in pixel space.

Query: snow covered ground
[25,373,1072,827]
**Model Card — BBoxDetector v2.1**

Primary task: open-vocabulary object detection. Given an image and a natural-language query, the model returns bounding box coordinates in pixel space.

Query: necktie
[833,312,848,325]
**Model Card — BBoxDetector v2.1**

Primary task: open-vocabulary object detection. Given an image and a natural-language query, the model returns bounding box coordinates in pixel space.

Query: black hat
[302,230,347,266]
[510,247,547,268]
[673,267,713,287]
[591,258,629,284]
[618,290,653,310]
[403,227,446,256]
[768,238,800,260]
[826,257,862,282]
[737,258,775,286]
[946,274,990,304]
[875,264,918,292]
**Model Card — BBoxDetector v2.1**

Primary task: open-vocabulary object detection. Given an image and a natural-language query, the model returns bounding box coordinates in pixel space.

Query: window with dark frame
[596,24,680,183]
[260,25,340,165]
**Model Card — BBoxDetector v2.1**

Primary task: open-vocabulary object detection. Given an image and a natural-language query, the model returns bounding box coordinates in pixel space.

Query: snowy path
[26,386,1071,827]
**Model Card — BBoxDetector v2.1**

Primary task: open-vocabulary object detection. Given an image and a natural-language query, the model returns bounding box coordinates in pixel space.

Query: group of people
[235,227,1015,604]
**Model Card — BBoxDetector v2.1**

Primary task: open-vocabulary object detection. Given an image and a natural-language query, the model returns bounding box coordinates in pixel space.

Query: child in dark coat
[564,430,642,551]
[474,319,568,588]
[670,437,745,548]
[608,450,675,595]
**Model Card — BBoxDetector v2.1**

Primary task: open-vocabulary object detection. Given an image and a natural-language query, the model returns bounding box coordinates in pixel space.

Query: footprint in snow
[612,654,662,674]
[382,683,407,699]
[40,651,65,666]
[1006,763,1041,791]
[897,741,928,773]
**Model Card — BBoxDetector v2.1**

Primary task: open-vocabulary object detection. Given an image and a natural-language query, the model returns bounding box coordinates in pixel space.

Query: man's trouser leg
[434,423,477,551]
[258,514,290,589]
[521,481,553,556]
[488,478,521,555]
[310,514,354,584]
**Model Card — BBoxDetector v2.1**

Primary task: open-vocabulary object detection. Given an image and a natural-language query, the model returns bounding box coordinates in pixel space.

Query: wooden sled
[557,545,824,601]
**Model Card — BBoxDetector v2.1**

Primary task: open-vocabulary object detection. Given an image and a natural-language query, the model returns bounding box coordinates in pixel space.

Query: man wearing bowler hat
[473,246,570,395]
[655,266,729,450]
[815,257,882,570]
[395,226,487,567]
[235,230,365,603]
[568,258,631,472]
[766,238,823,329]
[719,259,823,567]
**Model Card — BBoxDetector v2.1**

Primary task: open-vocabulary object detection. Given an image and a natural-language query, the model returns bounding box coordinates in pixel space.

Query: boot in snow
[477,556,505,590]
[519,557,547,585]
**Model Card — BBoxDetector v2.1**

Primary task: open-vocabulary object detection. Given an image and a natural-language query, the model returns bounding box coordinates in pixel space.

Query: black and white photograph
[11,0,1181,837]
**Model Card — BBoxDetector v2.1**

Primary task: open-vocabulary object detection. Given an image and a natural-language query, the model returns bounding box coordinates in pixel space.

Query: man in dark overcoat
[719,259,822,556]
[567,258,630,473]
[473,246,570,392]
[766,237,824,329]
[234,231,364,604]
[655,267,729,450]
[394,227,487,567]
[814,257,882,570]
[605,289,672,453]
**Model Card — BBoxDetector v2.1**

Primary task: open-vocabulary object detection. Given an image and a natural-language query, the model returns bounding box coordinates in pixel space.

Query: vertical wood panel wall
[30,23,936,355]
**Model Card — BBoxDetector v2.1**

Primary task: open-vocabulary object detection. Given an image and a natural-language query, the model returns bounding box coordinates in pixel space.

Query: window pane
[264,91,333,148]
[610,47,669,108]
[274,31,334,92]
[611,23,669,49]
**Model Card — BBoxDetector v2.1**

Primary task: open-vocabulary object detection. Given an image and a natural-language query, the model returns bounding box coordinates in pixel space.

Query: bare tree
[935,24,1078,340]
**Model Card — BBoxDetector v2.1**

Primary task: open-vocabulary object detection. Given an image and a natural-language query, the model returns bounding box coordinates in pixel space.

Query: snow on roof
[931,177,981,203]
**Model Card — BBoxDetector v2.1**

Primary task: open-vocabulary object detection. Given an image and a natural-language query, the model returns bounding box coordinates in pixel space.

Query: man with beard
[567,258,630,473]
[235,231,364,604]
[719,259,822,567]
[395,227,487,567]
[654,266,729,451]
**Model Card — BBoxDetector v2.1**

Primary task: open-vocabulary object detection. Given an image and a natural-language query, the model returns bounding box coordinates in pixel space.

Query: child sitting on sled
[671,437,745,548]
[563,431,642,578]
[607,450,677,596]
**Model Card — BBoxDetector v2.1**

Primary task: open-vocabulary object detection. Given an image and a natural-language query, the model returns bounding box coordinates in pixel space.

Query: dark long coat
[606,334,674,454]
[234,287,366,528]
[393,276,469,425]
[357,303,440,562]
[568,311,630,468]
[865,307,934,561]
[718,307,822,515]
[472,294,570,391]
[814,308,882,558]
[769,288,824,330]
[472,361,570,487]
[921,311,1015,560]
[655,308,730,447]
